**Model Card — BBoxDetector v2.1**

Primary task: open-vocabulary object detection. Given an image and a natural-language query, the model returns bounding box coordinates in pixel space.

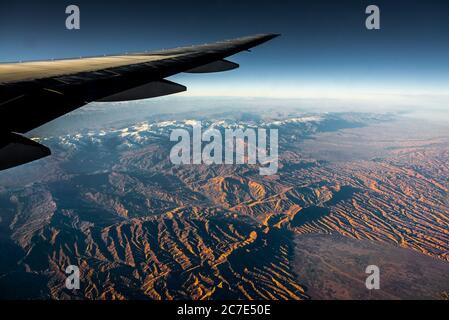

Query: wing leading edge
[0,33,279,170]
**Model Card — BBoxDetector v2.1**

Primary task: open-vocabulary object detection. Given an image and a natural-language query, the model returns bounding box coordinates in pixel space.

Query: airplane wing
[0,34,279,170]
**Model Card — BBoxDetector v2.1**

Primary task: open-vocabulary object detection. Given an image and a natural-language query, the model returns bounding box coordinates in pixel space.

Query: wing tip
[256,33,281,39]
[246,33,281,46]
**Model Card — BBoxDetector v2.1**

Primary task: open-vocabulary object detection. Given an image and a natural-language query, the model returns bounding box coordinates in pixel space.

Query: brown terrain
[0,109,448,300]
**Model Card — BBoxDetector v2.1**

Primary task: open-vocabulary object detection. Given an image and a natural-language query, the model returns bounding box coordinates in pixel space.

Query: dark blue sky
[1,0,449,98]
